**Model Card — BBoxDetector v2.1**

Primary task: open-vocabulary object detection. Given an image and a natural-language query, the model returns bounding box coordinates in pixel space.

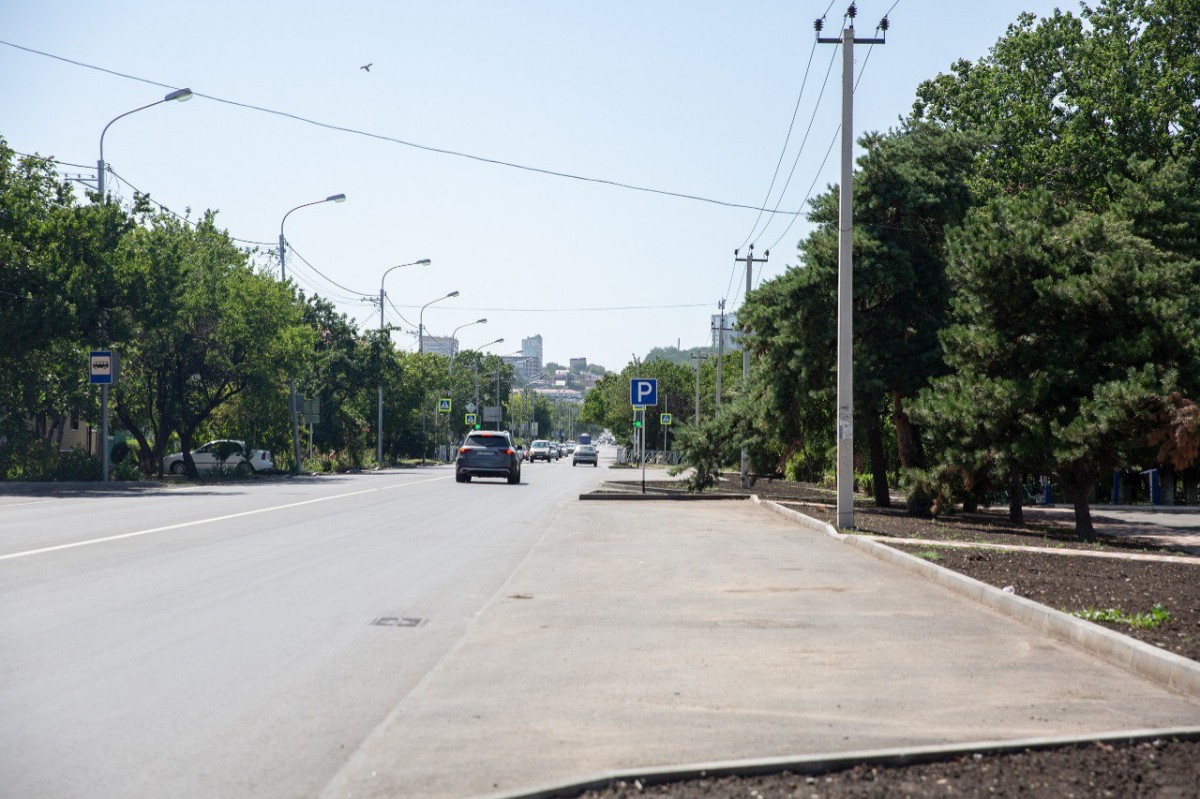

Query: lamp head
[477,318,487,324]
[166,88,193,102]
[416,258,431,265]
[447,291,460,298]
[327,193,347,203]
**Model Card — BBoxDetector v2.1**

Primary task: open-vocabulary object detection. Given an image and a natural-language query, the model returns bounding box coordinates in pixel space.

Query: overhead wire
[0,38,811,217]
[283,243,371,299]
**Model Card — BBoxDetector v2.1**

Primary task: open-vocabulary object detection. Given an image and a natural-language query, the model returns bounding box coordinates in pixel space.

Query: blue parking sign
[629,378,657,406]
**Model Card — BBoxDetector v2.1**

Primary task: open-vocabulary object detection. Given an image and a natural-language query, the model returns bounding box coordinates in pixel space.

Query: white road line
[0,476,449,562]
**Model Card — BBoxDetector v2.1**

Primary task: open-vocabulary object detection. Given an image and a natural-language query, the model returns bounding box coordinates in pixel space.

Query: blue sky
[1,1,1071,370]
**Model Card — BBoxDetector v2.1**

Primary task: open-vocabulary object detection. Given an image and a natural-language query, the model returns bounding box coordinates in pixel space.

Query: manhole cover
[371,617,426,627]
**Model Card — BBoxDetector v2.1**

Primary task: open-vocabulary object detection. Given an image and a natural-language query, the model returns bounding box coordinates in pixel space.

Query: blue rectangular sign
[630,378,658,406]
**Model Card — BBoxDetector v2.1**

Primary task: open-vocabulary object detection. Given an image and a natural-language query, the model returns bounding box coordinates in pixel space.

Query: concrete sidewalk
[320,499,1200,799]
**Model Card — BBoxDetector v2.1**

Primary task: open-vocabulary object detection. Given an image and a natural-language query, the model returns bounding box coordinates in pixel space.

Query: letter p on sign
[630,378,658,407]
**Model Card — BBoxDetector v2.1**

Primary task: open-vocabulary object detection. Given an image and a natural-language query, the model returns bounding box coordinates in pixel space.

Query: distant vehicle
[572,444,598,467]
[515,444,528,462]
[455,431,522,484]
[578,433,592,446]
[163,440,273,476]
[549,442,562,460]
[564,441,576,455]
[529,440,552,462]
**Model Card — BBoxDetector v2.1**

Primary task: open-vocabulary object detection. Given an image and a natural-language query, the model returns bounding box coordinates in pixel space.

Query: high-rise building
[711,313,740,350]
[502,355,542,384]
[521,334,543,368]
[569,357,587,372]
[421,335,456,358]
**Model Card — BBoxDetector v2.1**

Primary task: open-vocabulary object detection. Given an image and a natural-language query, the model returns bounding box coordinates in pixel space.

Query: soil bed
[582,737,1200,798]
[599,478,1200,797]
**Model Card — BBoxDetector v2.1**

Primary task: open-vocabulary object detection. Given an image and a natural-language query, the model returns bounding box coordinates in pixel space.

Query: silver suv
[456,431,522,484]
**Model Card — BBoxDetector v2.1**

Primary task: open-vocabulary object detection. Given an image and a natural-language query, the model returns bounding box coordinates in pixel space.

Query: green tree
[920,190,1200,539]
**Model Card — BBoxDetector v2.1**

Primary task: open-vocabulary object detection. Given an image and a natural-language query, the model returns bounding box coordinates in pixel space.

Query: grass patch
[1071,604,1171,629]
[913,549,943,562]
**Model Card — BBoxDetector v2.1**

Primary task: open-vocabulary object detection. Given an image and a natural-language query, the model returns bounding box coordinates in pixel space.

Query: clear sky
[1,1,1072,370]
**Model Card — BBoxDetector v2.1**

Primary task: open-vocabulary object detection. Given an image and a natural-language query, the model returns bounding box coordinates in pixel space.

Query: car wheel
[507,470,520,485]
[593,462,597,467]
[169,461,185,476]
[456,473,470,483]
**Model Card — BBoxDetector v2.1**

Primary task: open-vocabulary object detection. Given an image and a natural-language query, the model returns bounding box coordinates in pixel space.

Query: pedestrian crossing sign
[661,413,672,425]
[438,398,451,413]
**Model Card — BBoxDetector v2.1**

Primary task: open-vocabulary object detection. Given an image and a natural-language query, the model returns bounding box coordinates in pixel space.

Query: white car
[163,440,274,476]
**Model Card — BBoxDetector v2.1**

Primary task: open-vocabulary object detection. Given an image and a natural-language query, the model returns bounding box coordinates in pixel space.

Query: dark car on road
[572,444,598,467]
[456,431,522,484]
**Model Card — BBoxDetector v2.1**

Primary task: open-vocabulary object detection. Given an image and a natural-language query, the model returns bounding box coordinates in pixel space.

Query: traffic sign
[660,413,672,425]
[89,350,119,385]
[632,405,645,412]
[465,413,477,426]
[630,378,658,406]
[438,398,451,413]
[466,401,477,413]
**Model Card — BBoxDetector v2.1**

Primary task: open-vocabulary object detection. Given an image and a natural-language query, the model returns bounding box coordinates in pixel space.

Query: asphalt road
[0,454,610,798]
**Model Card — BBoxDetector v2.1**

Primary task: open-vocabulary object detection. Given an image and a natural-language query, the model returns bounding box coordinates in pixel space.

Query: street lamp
[95,87,193,482]
[279,192,347,475]
[443,318,486,460]
[496,350,522,431]
[375,259,432,467]
[472,338,505,424]
[418,291,461,354]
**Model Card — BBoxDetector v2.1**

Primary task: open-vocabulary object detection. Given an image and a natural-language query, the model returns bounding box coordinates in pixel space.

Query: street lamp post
[445,318,486,460]
[418,291,461,354]
[496,350,522,432]
[473,338,504,425]
[279,193,346,475]
[375,259,432,467]
[416,290,460,465]
[95,87,193,482]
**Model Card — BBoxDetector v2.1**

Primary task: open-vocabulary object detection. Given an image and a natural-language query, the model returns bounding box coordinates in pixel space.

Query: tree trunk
[962,495,979,513]
[893,391,930,516]
[1069,460,1096,541]
[1008,472,1024,525]
[892,391,927,470]
[865,413,891,507]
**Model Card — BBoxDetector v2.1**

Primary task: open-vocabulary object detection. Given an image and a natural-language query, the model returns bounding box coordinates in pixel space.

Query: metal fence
[618,448,683,466]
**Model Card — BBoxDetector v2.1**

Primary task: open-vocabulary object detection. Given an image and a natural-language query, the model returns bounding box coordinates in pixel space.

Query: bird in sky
[360,63,372,72]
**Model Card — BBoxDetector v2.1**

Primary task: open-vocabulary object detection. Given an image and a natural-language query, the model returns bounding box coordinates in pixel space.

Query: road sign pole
[101,384,109,482]
[641,408,646,495]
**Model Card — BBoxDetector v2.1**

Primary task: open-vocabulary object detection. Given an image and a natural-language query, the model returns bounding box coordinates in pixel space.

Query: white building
[521,334,543,369]
[711,313,740,350]
[502,355,542,384]
[421,335,456,358]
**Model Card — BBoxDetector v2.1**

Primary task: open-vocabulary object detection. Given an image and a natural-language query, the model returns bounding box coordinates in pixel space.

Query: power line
[735,39,820,252]
[0,37,812,217]
[283,244,371,298]
[388,302,710,313]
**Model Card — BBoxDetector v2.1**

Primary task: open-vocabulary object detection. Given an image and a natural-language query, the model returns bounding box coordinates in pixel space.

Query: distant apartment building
[711,312,740,350]
[521,334,543,369]
[569,357,587,372]
[502,355,542,384]
[421,335,456,358]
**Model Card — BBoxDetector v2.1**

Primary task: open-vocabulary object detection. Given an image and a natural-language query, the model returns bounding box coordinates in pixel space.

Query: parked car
[455,431,522,484]
[529,440,552,462]
[163,440,273,476]
[572,444,598,467]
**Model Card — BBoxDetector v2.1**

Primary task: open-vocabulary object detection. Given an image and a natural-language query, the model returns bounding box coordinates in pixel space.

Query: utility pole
[818,3,887,529]
[714,299,727,411]
[733,245,768,488]
[690,352,706,426]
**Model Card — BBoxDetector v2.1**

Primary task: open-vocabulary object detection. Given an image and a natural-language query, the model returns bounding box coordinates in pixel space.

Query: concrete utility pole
[733,245,768,488]
[818,3,887,529]
[714,299,727,411]
[691,352,707,426]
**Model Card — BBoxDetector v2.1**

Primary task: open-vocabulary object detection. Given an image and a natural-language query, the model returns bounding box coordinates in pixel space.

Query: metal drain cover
[371,617,426,627]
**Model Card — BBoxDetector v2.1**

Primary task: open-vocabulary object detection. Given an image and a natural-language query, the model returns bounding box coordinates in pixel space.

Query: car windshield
[465,435,510,449]
[532,442,549,449]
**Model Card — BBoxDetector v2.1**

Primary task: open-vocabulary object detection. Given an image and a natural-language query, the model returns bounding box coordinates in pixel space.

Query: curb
[579,492,749,501]
[0,481,167,494]
[752,496,1200,701]
[479,726,1200,799]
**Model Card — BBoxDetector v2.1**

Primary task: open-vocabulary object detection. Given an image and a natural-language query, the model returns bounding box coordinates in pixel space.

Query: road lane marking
[0,476,450,562]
